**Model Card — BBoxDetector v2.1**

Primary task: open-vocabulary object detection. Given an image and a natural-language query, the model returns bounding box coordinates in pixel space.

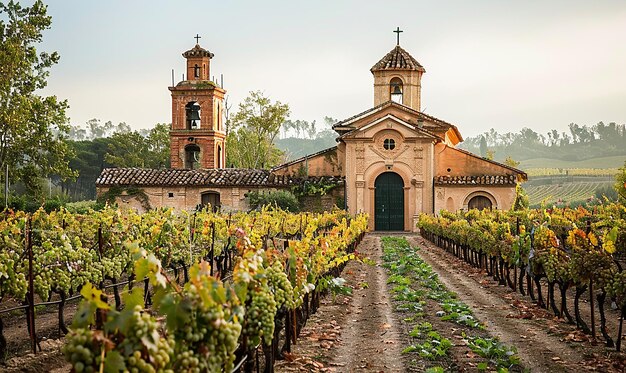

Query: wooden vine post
[26,217,38,354]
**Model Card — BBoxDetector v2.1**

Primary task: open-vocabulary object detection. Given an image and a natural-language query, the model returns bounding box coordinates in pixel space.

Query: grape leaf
[160,292,192,330]
[134,258,150,281]
[123,287,144,310]
[104,350,126,373]
[80,283,110,310]
[72,301,96,328]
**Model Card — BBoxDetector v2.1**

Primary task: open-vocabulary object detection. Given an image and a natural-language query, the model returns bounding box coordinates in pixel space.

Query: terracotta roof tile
[96,168,345,188]
[435,175,518,186]
[371,46,425,72]
[182,44,214,59]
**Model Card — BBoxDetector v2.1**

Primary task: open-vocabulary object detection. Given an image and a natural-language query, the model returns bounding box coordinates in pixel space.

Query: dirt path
[276,234,407,372]
[331,234,405,372]
[408,234,624,373]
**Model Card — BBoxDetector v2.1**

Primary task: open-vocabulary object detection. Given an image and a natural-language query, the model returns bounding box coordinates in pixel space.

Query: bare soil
[276,233,626,373]
[275,234,406,372]
[408,234,625,373]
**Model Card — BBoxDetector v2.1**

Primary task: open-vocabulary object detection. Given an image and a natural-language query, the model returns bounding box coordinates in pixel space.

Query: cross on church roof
[194,34,201,44]
[393,27,403,45]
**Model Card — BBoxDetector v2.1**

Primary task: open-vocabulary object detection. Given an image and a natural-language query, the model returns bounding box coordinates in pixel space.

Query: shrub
[248,190,300,212]
[65,200,103,214]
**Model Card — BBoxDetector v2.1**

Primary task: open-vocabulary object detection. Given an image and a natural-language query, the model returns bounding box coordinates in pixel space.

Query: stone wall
[98,185,288,213]
[434,185,517,213]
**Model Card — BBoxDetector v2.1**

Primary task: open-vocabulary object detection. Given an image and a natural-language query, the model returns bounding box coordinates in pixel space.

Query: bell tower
[371,28,425,111]
[169,36,226,169]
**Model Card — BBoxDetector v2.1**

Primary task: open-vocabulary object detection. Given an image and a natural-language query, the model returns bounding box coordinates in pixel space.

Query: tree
[146,123,170,168]
[511,184,529,211]
[615,160,626,203]
[479,136,487,157]
[227,91,290,169]
[504,156,520,168]
[0,0,75,194]
[104,123,170,169]
[485,149,495,161]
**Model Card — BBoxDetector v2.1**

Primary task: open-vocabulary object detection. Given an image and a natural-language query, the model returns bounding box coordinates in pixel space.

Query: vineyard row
[418,203,625,352]
[0,207,368,372]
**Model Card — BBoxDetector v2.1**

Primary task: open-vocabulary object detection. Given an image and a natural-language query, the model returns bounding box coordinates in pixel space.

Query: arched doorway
[201,191,220,212]
[374,172,404,231]
[468,195,492,210]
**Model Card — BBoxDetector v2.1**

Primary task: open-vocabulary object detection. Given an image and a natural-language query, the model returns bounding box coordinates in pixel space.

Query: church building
[96,34,526,231]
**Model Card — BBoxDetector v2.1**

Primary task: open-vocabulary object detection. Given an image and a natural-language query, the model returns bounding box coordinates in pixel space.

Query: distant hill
[519,156,625,169]
[459,123,626,166]
[276,133,337,161]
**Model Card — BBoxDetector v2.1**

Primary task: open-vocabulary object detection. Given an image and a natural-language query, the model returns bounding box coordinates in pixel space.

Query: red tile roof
[182,44,214,59]
[371,45,425,72]
[435,175,518,186]
[96,168,344,188]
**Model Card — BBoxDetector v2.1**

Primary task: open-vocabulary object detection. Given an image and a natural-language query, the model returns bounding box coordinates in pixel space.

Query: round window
[383,138,396,150]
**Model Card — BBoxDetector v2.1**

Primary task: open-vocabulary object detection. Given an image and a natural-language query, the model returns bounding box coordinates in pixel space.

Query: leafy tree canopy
[0,0,75,194]
[227,91,290,169]
[104,123,170,169]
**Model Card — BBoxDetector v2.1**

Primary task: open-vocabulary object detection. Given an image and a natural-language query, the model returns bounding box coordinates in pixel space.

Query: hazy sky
[36,0,626,139]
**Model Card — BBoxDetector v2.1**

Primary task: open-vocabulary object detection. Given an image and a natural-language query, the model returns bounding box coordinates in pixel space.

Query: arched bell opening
[184,144,201,169]
[185,101,201,130]
[390,77,403,104]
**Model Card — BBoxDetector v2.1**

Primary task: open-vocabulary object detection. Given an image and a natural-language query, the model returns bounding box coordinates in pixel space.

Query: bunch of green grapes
[243,281,277,346]
[606,271,626,309]
[101,251,130,280]
[266,260,295,310]
[117,306,174,373]
[64,306,175,373]
[171,283,242,372]
[63,328,97,373]
[0,235,27,300]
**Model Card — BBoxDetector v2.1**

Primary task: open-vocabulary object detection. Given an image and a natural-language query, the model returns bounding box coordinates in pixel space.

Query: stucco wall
[343,114,436,231]
[434,143,519,177]
[434,186,517,213]
[98,185,287,213]
[272,147,344,177]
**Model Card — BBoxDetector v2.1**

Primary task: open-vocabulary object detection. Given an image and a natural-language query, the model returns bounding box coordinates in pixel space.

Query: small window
[383,138,396,150]
[168,192,174,198]
[193,64,200,78]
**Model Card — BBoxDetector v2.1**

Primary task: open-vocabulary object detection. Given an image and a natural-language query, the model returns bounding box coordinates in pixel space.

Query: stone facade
[95,40,526,231]
[272,44,527,231]
[99,185,282,213]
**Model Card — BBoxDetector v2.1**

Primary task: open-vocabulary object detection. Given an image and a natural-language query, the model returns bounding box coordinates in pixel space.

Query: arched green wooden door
[374,172,404,231]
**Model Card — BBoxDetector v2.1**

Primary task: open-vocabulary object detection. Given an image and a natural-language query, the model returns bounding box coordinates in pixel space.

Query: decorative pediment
[332,101,462,144]
[342,114,439,141]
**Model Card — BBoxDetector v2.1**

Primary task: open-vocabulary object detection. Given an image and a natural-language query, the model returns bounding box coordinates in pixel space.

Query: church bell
[188,109,201,121]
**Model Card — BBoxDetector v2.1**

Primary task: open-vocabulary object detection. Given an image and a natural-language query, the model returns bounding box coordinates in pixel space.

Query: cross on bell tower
[371,29,426,110]
[169,38,227,170]
[393,27,403,45]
